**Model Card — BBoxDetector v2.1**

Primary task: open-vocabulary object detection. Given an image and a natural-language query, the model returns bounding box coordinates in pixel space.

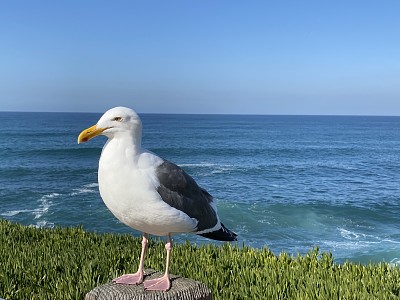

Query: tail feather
[199,223,237,241]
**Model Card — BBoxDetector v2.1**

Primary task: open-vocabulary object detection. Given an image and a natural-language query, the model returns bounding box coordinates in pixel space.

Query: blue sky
[1,1,399,115]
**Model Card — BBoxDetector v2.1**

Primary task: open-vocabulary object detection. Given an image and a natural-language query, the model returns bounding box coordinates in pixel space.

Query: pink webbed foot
[112,271,144,285]
[143,274,171,291]
[113,234,148,285]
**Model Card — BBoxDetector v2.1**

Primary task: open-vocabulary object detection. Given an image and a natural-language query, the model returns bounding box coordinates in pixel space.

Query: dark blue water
[1,112,399,265]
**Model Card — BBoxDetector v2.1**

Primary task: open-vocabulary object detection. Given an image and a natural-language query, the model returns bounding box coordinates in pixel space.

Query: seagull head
[77,106,142,144]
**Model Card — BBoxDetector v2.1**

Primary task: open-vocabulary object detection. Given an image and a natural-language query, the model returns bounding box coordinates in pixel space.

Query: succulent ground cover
[1,219,399,299]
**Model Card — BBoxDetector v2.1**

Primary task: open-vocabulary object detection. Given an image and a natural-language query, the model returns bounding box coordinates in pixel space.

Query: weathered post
[85,270,213,300]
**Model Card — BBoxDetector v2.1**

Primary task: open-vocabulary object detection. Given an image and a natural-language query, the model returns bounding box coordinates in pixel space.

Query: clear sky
[1,1,399,115]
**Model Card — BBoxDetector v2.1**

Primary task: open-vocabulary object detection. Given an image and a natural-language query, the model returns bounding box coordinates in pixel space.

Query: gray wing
[155,160,218,232]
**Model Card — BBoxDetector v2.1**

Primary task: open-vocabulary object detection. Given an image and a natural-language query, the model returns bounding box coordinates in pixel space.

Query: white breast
[97,139,197,236]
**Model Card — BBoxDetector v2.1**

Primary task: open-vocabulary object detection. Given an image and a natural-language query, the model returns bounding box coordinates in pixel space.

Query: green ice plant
[1,219,399,299]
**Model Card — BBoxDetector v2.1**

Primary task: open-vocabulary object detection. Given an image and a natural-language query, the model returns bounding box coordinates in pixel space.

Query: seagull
[77,106,237,291]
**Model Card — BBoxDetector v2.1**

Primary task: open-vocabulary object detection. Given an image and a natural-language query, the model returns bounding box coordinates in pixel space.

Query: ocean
[1,112,399,265]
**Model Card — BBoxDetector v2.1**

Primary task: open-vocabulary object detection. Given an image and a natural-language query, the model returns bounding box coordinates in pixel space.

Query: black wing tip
[198,223,237,242]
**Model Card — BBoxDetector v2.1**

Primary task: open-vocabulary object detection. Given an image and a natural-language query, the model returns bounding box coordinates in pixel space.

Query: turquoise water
[1,112,399,264]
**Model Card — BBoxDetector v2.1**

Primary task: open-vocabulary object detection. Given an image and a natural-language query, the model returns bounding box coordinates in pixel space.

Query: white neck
[101,130,143,167]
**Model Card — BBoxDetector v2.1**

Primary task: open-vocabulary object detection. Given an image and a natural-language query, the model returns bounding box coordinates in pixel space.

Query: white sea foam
[178,163,239,177]
[84,183,99,188]
[381,238,400,244]
[389,258,400,267]
[338,228,379,241]
[70,188,97,196]
[211,166,237,174]
[179,163,236,170]
[323,240,378,251]
[322,241,360,250]
[257,219,271,225]
[339,228,360,240]
[1,209,32,217]
[33,193,59,220]
[70,183,98,196]
[35,220,54,228]
[1,195,57,218]
[179,163,217,168]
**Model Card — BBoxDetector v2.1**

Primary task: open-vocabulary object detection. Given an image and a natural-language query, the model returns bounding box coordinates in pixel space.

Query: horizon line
[1,110,400,118]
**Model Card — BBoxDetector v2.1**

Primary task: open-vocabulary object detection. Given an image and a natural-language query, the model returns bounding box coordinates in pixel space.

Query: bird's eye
[113,117,122,122]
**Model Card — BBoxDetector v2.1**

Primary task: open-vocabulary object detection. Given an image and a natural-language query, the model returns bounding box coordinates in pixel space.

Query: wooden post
[85,269,213,300]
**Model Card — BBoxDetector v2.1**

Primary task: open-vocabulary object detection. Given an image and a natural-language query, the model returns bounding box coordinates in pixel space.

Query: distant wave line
[1,184,99,221]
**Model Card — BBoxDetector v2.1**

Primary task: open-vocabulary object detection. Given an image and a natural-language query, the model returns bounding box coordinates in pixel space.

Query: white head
[77,106,142,144]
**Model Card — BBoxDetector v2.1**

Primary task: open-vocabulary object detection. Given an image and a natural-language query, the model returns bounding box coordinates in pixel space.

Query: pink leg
[113,233,148,285]
[143,234,172,291]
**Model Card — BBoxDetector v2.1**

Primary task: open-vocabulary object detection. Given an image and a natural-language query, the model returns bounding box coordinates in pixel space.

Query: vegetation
[1,219,399,299]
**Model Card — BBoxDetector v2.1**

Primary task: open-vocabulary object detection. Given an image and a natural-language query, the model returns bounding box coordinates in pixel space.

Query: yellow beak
[77,124,108,144]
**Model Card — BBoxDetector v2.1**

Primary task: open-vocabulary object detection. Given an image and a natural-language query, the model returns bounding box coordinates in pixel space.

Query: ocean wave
[389,258,400,267]
[83,183,99,188]
[180,161,365,177]
[338,228,362,240]
[69,183,98,196]
[179,162,236,169]
[381,239,400,244]
[179,162,244,176]
[29,147,102,156]
[70,188,97,196]
[323,227,400,254]
[1,193,60,225]
[179,163,219,168]
[322,240,380,251]
[179,162,248,175]
[338,227,381,242]
[35,220,55,228]
[1,186,99,228]
[34,193,60,220]
[1,209,32,217]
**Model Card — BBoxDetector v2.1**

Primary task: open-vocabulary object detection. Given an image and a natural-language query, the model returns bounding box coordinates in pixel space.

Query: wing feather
[156,161,218,232]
